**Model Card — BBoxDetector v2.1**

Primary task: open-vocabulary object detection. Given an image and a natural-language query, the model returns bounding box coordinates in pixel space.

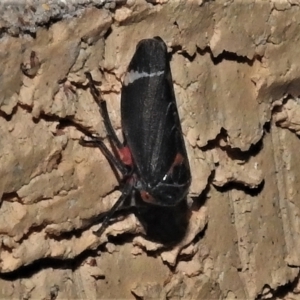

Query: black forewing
[121,38,186,186]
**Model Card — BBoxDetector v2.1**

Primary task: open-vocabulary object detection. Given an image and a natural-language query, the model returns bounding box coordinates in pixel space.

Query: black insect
[80,36,191,237]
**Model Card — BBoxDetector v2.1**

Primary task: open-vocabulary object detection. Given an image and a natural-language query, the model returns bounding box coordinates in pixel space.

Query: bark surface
[0,0,299,299]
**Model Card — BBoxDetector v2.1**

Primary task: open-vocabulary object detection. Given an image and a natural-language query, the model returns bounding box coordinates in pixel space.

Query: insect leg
[79,136,129,176]
[93,182,133,237]
[85,72,123,149]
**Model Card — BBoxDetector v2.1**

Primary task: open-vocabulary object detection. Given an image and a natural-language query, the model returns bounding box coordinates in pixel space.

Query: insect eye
[140,190,155,204]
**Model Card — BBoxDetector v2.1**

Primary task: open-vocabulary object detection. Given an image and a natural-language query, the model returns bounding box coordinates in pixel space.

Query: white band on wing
[124,70,164,86]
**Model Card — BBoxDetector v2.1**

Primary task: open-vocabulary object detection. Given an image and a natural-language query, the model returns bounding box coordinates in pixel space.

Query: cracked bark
[0,0,299,299]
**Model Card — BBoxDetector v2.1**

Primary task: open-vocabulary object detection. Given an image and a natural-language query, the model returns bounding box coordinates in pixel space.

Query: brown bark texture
[0,0,299,299]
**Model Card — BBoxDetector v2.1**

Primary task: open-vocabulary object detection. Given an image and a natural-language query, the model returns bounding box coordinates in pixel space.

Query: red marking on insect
[168,153,184,173]
[118,146,133,166]
[140,190,156,204]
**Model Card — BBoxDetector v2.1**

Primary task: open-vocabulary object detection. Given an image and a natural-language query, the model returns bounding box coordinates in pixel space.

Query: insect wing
[121,37,190,193]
